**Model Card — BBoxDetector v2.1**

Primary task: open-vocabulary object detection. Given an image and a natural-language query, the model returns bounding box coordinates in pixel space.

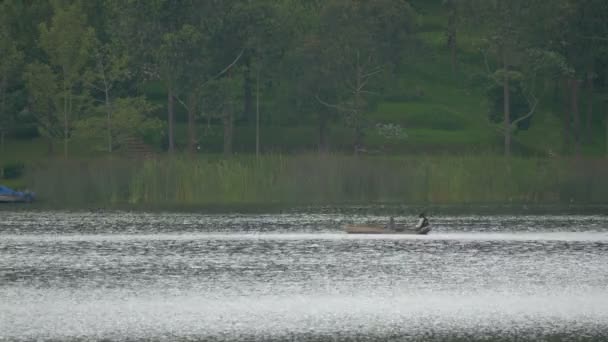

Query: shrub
[2,162,25,179]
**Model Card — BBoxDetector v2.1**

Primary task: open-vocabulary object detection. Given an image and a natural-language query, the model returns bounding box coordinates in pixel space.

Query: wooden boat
[345,224,431,235]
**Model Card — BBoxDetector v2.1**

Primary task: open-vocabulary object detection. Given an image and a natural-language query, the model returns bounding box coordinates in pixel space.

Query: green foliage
[74,97,163,150]
[28,1,96,158]
[23,62,63,141]
[0,13,25,131]
[486,80,531,129]
[2,162,25,179]
[4,0,608,159]
[39,2,95,87]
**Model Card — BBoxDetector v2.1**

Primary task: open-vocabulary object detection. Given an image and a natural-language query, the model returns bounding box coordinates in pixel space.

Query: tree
[37,1,95,158]
[486,49,572,142]
[555,0,608,151]
[0,11,24,150]
[227,0,286,157]
[275,1,335,152]
[108,0,189,154]
[443,0,460,72]
[160,23,205,154]
[74,97,162,151]
[84,42,130,153]
[470,0,562,156]
[79,1,134,154]
[311,0,417,153]
[23,63,63,154]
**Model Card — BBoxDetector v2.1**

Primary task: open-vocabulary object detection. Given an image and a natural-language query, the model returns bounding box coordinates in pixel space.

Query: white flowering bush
[375,123,408,140]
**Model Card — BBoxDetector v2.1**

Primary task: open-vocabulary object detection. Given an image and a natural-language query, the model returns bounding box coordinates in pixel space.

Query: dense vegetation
[23,155,608,208]
[2,0,608,207]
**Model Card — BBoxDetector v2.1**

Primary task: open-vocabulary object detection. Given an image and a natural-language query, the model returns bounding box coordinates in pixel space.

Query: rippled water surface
[1,211,608,341]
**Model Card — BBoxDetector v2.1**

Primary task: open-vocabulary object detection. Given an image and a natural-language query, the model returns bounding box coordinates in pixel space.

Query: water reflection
[1,211,608,341]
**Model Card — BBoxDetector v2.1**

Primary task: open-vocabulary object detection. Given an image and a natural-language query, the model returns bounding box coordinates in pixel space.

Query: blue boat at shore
[0,185,35,203]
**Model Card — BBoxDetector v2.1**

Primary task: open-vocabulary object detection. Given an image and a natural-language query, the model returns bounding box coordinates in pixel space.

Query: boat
[345,214,431,235]
[0,185,35,203]
[345,224,431,235]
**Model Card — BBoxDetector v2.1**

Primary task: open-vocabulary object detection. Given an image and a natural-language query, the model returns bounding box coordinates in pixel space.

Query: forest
[2,0,608,207]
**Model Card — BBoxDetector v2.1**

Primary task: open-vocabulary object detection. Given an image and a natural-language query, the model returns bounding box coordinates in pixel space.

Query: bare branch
[361,67,382,79]
[345,79,356,92]
[213,48,245,79]
[315,94,351,112]
[359,90,380,95]
[481,48,492,74]
[358,78,372,92]
[197,48,246,89]
[578,35,608,42]
[511,95,538,128]
[175,94,189,110]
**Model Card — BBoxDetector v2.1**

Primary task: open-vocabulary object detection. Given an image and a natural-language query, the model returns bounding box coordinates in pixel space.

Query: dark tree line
[1,0,608,158]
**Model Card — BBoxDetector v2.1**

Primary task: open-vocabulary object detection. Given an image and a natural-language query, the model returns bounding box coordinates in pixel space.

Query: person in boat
[415,213,429,232]
[387,216,396,230]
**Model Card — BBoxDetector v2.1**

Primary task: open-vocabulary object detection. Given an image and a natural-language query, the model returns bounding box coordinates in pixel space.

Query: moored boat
[0,185,35,203]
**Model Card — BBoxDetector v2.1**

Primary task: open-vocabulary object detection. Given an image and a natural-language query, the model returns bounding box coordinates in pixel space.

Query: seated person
[387,216,395,230]
[415,213,429,231]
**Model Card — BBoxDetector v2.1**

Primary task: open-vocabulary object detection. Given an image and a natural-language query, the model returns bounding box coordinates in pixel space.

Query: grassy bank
[21,155,608,209]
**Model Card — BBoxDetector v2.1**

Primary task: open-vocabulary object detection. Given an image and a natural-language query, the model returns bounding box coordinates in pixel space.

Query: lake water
[1,210,608,341]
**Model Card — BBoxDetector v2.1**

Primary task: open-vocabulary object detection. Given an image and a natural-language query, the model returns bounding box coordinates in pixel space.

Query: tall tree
[36,1,95,158]
[236,0,286,157]
[0,8,24,149]
[84,42,130,153]
[109,0,190,153]
[443,0,459,72]
[159,23,205,153]
[470,0,561,156]
[23,62,63,154]
[311,0,417,153]
[562,0,608,147]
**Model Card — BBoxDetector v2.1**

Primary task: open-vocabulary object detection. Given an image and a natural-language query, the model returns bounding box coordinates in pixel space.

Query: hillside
[1,0,607,166]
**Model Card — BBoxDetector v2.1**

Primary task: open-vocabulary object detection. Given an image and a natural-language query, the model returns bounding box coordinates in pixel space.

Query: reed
[23,154,608,208]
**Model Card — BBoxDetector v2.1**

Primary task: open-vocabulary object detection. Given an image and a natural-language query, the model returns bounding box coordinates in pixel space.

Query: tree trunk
[105,86,112,153]
[255,68,260,158]
[353,57,362,154]
[503,53,511,157]
[167,84,175,153]
[353,125,362,154]
[562,78,571,150]
[223,73,233,158]
[243,56,253,124]
[0,74,5,117]
[318,114,328,153]
[585,70,593,143]
[571,79,581,157]
[606,112,608,158]
[46,111,54,156]
[187,93,197,154]
[447,4,457,72]
[223,104,233,157]
[0,75,6,151]
[47,136,54,156]
[63,88,69,159]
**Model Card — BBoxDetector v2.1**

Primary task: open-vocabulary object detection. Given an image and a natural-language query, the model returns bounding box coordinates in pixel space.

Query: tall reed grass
[24,154,608,208]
